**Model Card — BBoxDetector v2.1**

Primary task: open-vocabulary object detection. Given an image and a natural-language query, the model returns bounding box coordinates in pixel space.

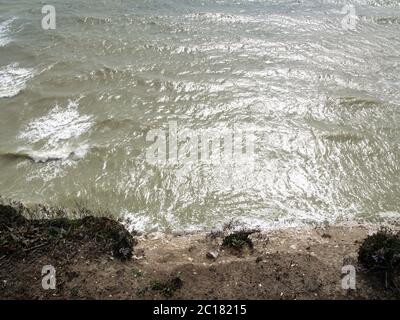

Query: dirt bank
[1,203,400,300]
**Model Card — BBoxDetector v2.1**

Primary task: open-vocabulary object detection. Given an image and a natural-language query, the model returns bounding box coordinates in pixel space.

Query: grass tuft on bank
[151,276,184,298]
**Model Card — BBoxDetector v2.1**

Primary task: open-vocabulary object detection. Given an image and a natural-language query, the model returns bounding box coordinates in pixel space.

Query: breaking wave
[0,17,15,47]
[16,100,93,164]
[0,63,34,98]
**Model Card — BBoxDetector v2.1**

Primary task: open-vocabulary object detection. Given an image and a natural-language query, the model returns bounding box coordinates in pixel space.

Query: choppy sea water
[0,0,400,232]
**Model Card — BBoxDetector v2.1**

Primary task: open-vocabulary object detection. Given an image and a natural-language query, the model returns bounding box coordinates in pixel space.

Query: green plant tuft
[151,276,183,298]
[358,228,400,290]
[222,231,254,250]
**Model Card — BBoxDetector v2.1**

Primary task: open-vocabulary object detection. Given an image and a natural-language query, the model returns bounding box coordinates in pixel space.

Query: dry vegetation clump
[0,204,137,261]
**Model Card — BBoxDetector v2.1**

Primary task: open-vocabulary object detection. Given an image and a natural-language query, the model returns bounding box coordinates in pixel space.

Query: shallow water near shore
[0,0,400,232]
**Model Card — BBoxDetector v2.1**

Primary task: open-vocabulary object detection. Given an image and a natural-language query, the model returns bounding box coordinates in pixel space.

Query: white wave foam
[0,17,15,47]
[121,211,159,233]
[16,101,93,180]
[19,100,93,147]
[184,13,261,24]
[0,63,34,98]
[378,211,400,220]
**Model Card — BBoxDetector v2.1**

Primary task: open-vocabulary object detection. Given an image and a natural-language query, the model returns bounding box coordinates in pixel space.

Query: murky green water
[1,0,400,232]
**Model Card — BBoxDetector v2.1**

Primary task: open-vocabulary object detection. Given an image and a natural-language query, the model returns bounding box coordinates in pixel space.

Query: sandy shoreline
[1,201,400,300]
